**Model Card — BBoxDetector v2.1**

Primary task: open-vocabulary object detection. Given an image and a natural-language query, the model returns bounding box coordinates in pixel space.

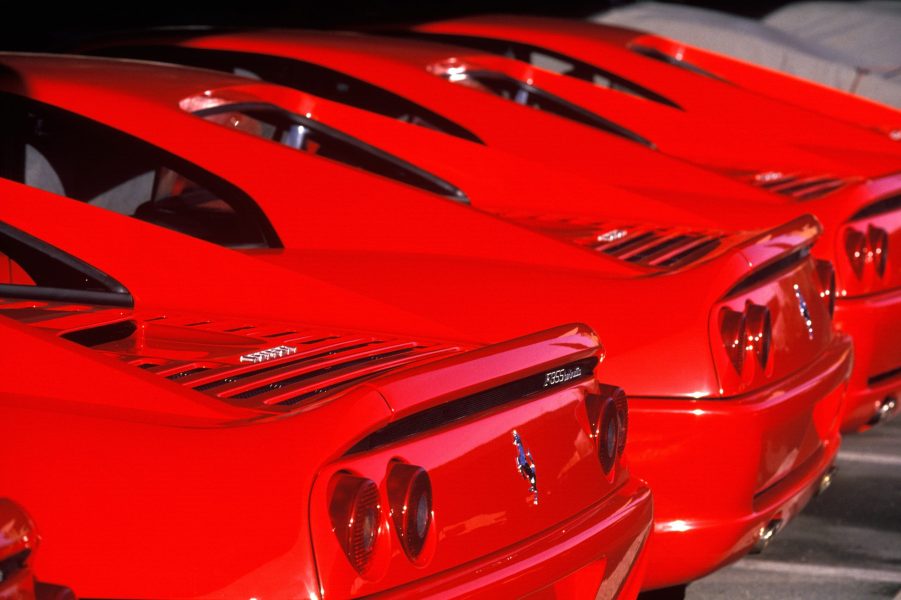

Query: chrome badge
[512,430,538,505]
[543,365,583,388]
[794,284,814,340]
[239,345,297,364]
[597,228,628,243]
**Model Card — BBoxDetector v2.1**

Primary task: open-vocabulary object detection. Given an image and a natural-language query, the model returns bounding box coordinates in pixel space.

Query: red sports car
[92,29,901,432]
[412,17,901,152]
[0,55,851,589]
[0,179,651,598]
[406,17,901,431]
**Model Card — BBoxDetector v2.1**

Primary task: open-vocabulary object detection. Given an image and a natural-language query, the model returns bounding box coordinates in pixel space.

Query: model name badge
[543,366,583,388]
[240,345,297,364]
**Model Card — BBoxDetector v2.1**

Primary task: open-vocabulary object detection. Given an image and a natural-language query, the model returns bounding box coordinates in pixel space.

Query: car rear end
[622,216,851,589]
[0,273,651,598]
[306,323,651,599]
[829,185,901,430]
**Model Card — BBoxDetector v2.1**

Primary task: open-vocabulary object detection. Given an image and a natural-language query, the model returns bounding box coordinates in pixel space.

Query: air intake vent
[752,172,846,200]
[117,317,462,413]
[0,304,463,414]
[505,214,725,269]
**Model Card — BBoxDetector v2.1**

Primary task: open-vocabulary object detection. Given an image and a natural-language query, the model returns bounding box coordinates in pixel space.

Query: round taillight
[598,398,618,474]
[329,475,381,574]
[867,225,889,277]
[387,463,432,561]
[720,307,746,373]
[745,304,772,368]
[815,259,836,317]
[845,229,867,278]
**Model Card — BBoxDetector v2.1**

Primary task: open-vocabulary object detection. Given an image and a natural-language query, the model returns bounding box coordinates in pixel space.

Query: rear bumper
[835,288,901,432]
[373,477,653,599]
[629,334,852,590]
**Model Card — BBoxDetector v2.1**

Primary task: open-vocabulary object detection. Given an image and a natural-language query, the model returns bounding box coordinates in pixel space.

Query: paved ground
[683,415,901,600]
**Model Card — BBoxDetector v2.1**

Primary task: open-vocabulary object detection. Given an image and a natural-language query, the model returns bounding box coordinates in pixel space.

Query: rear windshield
[193,102,468,202]
[0,93,279,248]
[93,45,485,144]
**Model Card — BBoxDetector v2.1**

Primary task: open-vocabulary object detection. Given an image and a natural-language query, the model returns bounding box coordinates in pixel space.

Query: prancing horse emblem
[512,430,538,505]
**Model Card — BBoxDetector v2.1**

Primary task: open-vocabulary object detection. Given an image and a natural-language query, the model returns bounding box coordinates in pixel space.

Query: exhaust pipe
[750,518,783,554]
[867,396,898,427]
[816,466,837,497]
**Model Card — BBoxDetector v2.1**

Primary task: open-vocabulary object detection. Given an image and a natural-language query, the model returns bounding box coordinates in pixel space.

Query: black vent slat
[621,234,693,262]
[276,370,395,406]
[193,341,377,391]
[166,367,210,380]
[347,357,599,455]
[753,173,845,200]
[759,176,798,189]
[726,247,810,298]
[655,237,721,267]
[230,348,417,400]
[600,231,655,254]
[61,320,137,348]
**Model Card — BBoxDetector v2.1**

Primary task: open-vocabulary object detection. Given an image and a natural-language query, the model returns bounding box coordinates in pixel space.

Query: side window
[0,94,278,248]
[0,222,132,307]
[93,46,485,145]
[194,102,467,201]
[439,71,654,148]
[0,252,35,286]
[397,31,682,110]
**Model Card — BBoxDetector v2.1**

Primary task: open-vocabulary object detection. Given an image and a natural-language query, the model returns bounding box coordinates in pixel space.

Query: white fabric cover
[592,1,901,107]
[764,1,901,77]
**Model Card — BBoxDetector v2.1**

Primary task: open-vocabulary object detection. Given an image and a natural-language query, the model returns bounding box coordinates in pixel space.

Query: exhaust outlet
[817,466,837,497]
[750,518,783,554]
[868,396,898,426]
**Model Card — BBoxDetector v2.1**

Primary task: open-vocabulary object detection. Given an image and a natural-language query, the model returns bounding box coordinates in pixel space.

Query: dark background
[1,1,793,52]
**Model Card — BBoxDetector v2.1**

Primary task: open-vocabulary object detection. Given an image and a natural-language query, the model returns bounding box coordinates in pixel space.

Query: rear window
[0,93,278,248]
[93,45,485,144]
[192,101,468,202]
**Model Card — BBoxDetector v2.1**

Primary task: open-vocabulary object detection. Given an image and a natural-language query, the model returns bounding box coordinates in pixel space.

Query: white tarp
[591,1,901,107]
[764,1,901,77]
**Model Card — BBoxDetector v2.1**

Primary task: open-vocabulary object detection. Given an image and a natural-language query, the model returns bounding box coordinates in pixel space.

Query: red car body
[409,16,901,432]
[505,16,901,141]
[0,55,851,589]
[95,27,901,433]
[0,179,652,598]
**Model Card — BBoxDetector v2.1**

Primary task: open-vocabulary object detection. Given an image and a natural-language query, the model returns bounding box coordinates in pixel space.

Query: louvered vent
[116,316,462,412]
[752,172,846,200]
[504,214,725,269]
[0,301,462,413]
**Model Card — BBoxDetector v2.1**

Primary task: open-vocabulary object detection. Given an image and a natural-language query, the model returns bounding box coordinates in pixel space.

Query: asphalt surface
[681,415,901,600]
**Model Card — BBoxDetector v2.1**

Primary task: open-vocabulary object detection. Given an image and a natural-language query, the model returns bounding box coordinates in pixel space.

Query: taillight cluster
[387,463,432,561]
[845,225,888,279]
[586,384,628,475]
[328,463,434,575]
[719,302,772,374]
